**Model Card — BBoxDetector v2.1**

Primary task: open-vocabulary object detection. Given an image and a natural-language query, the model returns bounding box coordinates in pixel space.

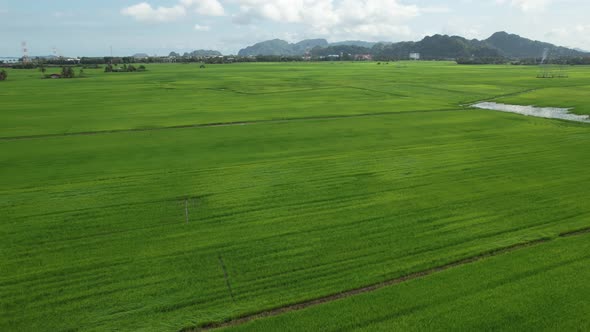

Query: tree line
[457,56,590,65]
[104,64,147,72]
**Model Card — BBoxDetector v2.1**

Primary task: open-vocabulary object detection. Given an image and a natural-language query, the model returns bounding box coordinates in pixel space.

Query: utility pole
[21,41,30,64]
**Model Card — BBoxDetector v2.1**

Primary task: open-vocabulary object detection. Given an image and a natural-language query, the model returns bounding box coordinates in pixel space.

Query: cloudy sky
[0,0,589,56]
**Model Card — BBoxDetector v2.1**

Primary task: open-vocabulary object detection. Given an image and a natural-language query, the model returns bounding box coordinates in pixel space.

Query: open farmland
[3,62,590,138]
[222,231,590,332]
[1,62,590,331]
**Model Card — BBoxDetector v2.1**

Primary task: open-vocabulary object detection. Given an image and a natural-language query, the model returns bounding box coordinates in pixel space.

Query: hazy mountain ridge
[372,34,502,60]
[330,41,378,48]
[237,39,329,56]
[168,50,222,57]
[238,32,588,59]
[484,31,584,58]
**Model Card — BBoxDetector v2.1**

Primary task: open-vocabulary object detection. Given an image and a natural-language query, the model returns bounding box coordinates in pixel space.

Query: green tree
[0,70,7,81]
[61,66,75,79]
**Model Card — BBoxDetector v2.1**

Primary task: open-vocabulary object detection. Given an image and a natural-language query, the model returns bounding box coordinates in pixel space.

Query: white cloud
[181,0,225,16]
[496,0,554,11]
[53,11,77,18]
[121,2,186,22]
[122,0,224,23]
[421,6,452,14]
[575,24,590,32]
[194,24,211,31]
[545,24,590,50]
[120,0,448,40]
[231,0,420,40]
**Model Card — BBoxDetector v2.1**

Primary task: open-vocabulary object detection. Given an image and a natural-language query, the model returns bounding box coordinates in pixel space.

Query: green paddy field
[1,62,589,331]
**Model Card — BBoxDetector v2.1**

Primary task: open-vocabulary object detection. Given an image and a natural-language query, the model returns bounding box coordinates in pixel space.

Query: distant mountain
[182,50,222,57]
[238,39,328,56]
[484,31,585,58]
[372,35,501,60]
[238,39,292,56]
[294,39,329,53]
[238,32,588,59]
[132,53,149,58]
[311,45,372,57]
[372,32,588,60]
[238,39,383,56]
[30,55,60,59]
[330,41,378,48]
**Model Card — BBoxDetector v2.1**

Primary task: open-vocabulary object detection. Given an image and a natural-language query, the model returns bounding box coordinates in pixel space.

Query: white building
[409,53,421,60]
[0,57,20,64]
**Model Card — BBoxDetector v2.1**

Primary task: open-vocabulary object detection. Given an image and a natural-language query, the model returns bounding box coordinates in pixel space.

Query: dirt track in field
[181,227,590,331]
[0,108,461,141]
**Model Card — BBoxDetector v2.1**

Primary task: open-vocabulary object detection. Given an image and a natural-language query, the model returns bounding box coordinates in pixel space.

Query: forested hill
[484,31,584,58]
[168,50,222,57]
[372,35,500,60]
[237,32,588,59]
[237,39,329,56]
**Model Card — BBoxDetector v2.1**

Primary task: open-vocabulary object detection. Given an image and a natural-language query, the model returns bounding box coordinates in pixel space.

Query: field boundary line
[0,108,461,141]
[181,231,590,331]
[204,85,408,97]
[560,226,590,237]
[218,255,236,303]
[485,88,540,101]
[460,88,540,105]
[185,199,190,224]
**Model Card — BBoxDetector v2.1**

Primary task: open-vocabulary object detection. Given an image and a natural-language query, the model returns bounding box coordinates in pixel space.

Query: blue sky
[1,0,589,56]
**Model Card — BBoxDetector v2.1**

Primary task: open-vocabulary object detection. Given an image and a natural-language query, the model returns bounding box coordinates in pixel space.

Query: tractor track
[181,227,590,331]
[6,86,574,142]
[0,108,461,141]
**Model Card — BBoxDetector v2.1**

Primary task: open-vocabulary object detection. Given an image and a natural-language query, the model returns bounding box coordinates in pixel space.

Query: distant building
[0,57,20,64]
[355,54,373,61]
[409,53,421,60]
[132,53,150,60]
